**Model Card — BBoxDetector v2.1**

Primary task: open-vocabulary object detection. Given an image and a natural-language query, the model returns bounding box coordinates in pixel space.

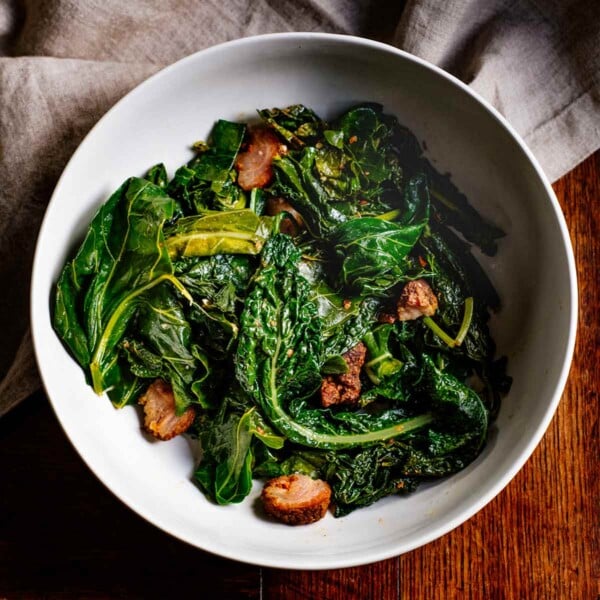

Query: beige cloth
[0,0,598,417]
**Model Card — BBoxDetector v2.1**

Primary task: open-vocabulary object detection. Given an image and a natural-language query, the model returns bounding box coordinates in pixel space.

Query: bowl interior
[31,33,576,569]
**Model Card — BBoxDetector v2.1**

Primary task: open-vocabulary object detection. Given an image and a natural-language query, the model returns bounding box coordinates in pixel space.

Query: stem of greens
[364,353,393,385]
[454,296,474,346]
[422,296,474,348]
[248,188,260,213]
[423,316,457,348]
[430,187,458,212]
[273,406,434,449]
[375,208,402,221]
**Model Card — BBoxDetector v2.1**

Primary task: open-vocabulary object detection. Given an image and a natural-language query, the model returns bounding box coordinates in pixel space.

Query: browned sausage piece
[320,342,367,408]
[138,379,195,441]
[235,127,285,191]
[397,279,438,321]
[261,474,332,525]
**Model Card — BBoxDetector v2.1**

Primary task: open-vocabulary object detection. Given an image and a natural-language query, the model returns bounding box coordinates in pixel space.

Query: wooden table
[1,153,598,599]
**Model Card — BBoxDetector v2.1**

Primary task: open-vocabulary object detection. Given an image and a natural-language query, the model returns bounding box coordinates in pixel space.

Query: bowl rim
[30,31,578,569]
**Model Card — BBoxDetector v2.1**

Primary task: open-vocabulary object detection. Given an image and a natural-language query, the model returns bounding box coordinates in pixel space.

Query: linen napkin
[0,0,598,417]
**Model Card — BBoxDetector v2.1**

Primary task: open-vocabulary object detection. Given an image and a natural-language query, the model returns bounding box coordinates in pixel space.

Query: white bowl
[30,33,577,569]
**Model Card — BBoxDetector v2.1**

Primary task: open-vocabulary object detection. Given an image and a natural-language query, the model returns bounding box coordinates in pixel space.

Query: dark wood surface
[1,152,598,599]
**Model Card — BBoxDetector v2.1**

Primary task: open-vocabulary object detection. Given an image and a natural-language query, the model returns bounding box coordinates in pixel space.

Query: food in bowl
[52,103,511,523]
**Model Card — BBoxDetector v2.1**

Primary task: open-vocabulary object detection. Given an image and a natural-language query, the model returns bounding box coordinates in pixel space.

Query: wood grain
[0,152,598,599]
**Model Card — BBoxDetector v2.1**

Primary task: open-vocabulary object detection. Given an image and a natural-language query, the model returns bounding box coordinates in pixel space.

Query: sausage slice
[138,379,195,441]
[397,279,438,321]
[320,342,367,408]
[261,474,332,525]
[235,127,285,190]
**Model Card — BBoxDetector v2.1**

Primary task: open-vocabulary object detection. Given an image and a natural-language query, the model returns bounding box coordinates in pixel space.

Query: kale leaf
[235,234,432,450]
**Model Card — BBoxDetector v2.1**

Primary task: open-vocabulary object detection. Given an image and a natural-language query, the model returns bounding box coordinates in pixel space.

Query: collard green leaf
[320,354,350,375]
[335,104,401,186]
[187,119,245,182]
[123,339,164,379]
[167,165,209,215]
[331,217,425,295]
[235,233,323,404]
[54,187,123,367]
[175,254,254,314]
[54,177,191,397]
[195,405,285,505]
[270,104,408,227]
[300,257,383,358]
[195,408,257,504]
[137,285,195,378]
[126,283,206,413]
[323,445,419,516]
[248,187,266,215]
[362,325,403,385]
[165,209,273,259]
[175,254,254,361]
[420,355,487,441]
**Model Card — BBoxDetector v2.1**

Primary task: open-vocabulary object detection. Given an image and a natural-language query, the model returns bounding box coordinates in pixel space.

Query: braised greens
[53,103,510,517]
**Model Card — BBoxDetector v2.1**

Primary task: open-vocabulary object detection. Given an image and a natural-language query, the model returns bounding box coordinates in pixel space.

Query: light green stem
[423,296,475,348]
[375,208,402,221]
[423,316,457,348]
[455,297,474,346]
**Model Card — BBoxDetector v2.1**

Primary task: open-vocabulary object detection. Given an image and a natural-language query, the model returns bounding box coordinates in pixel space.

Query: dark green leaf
[195,406,285,505]
[272,149,348,238]
[144,163,168,188]
[167,120,246,214]
[331,216,426,295]
[258,104,322,146]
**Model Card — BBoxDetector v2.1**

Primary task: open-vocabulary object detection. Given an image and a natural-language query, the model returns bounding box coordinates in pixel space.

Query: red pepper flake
[418,255,428,268]
[342,299,352,310]
[349,135,358,144]
[378,311,397,324]
[358,199,368,206]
